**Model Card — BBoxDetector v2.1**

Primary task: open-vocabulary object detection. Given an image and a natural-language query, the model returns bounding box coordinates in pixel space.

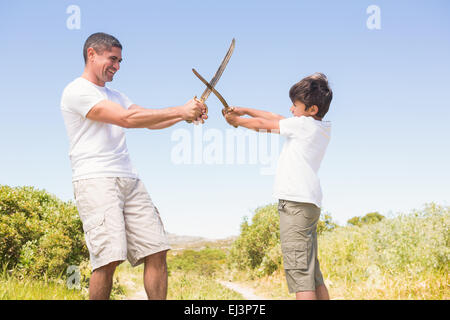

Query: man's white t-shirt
[60,77,139,181]
[273,116,331,208]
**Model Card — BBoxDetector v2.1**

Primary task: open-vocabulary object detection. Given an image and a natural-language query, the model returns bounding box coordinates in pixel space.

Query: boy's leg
[89,261,121,300]
[295,284,328,300]
[279,200,324,300]
[315,284,330,300]
[296,291,317,300]
[312,233,329,300]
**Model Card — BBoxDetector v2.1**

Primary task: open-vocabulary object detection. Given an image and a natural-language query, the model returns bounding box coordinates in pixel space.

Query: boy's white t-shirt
[60,77,138,181]
[273,116,331,208]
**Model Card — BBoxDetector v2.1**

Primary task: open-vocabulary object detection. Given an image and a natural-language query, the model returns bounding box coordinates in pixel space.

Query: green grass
[115,248,244,300]
[0,273,86,300]
[168,271,243,300]
[0,261,126,300]
[166,247,243,299]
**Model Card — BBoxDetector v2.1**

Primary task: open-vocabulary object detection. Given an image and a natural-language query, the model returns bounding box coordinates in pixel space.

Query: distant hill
[166,232,237,250]
[166,232,209,245]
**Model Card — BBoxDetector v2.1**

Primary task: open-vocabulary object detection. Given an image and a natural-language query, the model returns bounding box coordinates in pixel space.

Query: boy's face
[290,100,319,118]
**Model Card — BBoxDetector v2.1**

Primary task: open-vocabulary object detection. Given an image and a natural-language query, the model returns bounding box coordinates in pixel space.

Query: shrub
[0,185,89,278]
[347,212,385,227]
[367,203,449,274]
[168,247,227,277]
[227,204,280,274]
[317,213,338,234]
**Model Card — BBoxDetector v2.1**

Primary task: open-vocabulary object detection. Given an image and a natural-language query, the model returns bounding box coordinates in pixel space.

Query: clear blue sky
[1,0,449,238]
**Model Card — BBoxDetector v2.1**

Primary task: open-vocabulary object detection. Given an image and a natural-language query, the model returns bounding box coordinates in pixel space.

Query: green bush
[0,185,89,278]
[317,213,338,234]
[347,212,385,227]
[227,204,279,275]
[367,203,449,274]
[168,247,227,277]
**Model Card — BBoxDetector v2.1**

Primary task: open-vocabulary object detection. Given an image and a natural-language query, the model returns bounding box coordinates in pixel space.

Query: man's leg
[143,250,169,300]
[73,178,128,300]
[89,261,121,300]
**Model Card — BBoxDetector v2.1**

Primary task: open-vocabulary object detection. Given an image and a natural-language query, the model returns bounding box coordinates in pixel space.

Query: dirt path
[123,279,267,300]
[217,280,267,300]
[126,288,147,300]
[122,279,147,300]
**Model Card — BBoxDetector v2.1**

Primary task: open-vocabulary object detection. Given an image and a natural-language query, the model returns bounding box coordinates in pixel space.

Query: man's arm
[128,104,184,129]
[86,98,204,128]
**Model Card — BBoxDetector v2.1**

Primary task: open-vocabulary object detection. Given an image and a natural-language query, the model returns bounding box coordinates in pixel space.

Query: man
[60,32,207,300]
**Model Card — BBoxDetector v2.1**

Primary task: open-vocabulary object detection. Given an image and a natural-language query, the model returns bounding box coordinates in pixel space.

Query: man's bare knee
[144,250,168,268]
[92,261,121,276]
[146,250,168,260]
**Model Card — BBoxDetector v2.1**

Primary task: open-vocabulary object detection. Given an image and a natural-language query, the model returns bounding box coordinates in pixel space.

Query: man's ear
[86,47,96,63]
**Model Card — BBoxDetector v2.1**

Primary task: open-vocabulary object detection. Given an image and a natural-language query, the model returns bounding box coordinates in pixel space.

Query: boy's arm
[233,107,285,121]
[225,112,280,133]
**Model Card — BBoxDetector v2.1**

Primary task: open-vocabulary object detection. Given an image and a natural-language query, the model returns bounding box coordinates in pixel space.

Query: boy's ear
[309,105,319,116]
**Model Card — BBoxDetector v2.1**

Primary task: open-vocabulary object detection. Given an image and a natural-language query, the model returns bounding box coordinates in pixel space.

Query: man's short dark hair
[83,32,122,64]
[289,73,333,119]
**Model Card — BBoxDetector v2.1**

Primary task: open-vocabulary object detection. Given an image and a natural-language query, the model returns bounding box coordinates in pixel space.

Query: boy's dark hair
[83,32,122,64]
[289,73,332,119]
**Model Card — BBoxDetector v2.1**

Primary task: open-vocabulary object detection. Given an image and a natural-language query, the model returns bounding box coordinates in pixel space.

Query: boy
[224,73,332,300]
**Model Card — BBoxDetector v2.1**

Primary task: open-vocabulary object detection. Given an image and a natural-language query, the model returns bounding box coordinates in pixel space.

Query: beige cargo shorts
[278,199,325,293]
[73,177,171,271]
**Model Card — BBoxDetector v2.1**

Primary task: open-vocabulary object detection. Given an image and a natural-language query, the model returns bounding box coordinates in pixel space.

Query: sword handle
[222,107,238,128]
[186,96,208,124]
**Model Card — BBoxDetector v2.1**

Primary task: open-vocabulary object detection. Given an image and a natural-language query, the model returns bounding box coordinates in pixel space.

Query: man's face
[87,46,122,85]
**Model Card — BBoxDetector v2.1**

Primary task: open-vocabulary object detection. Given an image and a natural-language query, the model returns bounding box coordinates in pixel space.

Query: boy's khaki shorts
[278,199,324,293]
[73,177,171,271]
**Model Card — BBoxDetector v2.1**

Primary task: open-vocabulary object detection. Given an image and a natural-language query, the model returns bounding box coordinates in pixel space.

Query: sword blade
[193,68,229,109]
[199,38,235,102]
